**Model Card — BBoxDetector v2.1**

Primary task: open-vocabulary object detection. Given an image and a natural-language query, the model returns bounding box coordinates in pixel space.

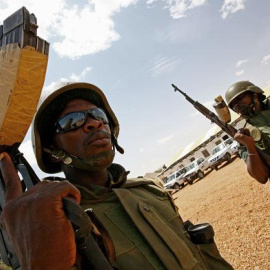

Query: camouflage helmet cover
[225,81,264,108]
[32,82,120,174]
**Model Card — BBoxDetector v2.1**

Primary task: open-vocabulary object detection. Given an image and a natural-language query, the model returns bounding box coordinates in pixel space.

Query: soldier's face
[53,99,112,160]
[230,92,253,115]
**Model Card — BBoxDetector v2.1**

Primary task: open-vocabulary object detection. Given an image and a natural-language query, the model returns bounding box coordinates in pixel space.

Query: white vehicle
[164,167,186,190]
[208,138,239,170]
[183,157,209,185]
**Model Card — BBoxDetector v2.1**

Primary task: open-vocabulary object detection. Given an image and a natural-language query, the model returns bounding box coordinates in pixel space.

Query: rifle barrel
[172,84,196,104]
[172,84,234,138]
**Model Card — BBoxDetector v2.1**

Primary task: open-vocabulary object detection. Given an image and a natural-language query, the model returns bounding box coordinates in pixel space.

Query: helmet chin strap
[44,147,115,172]
[111,133,124,154]
[44,132,124,172]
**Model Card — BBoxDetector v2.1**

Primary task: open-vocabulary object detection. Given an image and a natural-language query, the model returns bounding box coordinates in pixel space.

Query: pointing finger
[0,152,22,202]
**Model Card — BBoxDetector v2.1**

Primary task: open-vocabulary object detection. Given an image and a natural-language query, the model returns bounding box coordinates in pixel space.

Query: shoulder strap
[63,198,113,270]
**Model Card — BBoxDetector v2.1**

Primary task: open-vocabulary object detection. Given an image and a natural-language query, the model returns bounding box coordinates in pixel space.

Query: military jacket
[73,163,233,270]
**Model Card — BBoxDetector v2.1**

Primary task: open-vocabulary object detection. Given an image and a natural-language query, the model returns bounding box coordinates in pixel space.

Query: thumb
[0,152,22,202]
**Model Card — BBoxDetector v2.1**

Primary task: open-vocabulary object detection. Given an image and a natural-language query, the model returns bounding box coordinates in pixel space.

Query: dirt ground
[173,156,270,270]
[0,156,269,270]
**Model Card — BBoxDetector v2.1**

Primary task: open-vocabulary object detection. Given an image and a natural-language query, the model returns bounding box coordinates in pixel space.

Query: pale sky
[1,0,270,178]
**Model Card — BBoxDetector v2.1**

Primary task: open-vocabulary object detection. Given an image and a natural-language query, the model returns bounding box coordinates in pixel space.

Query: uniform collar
[74,163,130,200]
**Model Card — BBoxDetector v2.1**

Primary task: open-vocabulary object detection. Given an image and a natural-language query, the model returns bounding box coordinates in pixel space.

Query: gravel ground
[173,156,270,270]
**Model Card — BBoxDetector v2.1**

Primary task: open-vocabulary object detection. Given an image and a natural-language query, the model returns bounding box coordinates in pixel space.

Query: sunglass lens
[56,108,109,133]
[91,108,109,124]
[58,112,86,132]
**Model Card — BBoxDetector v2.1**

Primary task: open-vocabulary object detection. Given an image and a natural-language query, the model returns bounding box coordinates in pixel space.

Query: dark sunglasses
[55,108,109,134]
[230,92,250,109]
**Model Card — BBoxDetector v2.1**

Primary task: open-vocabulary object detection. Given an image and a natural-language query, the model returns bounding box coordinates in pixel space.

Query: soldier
[0,82,233,269]
[225,80,270,184]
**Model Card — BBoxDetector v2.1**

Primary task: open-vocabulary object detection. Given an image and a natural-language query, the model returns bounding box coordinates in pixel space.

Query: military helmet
[225,81,264,108]
[32,82,120,174]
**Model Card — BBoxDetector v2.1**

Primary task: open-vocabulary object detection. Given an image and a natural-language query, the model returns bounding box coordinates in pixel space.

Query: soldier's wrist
[247,152,257,156]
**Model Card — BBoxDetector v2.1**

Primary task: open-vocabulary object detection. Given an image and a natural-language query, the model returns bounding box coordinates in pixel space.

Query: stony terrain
[173,156,270,270]
[0,156,269,270]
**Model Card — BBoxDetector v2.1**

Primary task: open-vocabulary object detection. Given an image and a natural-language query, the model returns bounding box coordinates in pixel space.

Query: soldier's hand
[227,124,238,137]
[0,152,81,270]
[233,128,254,147]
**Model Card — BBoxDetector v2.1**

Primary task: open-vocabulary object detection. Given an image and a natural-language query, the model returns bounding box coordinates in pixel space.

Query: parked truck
[183,157,209,185]
[164,167,186,190]
[208,138,239,170]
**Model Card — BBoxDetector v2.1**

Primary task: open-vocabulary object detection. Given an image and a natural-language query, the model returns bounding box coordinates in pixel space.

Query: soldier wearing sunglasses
[225,80,270,184]
[0,83,233,270]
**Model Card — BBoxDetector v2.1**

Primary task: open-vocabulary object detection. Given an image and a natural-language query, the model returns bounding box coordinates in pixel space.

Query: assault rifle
[172,83,270,167]
[0,7,49,269]
[0,7,113,270]
[171,84,236,137]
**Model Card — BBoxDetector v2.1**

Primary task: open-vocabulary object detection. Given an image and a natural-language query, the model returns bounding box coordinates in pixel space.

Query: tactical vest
[77,179,233,270]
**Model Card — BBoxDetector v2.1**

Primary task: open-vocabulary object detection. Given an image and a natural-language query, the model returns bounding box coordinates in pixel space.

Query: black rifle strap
[17,153,40,187]
[63,198,114,270]
[17,158,113,269]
